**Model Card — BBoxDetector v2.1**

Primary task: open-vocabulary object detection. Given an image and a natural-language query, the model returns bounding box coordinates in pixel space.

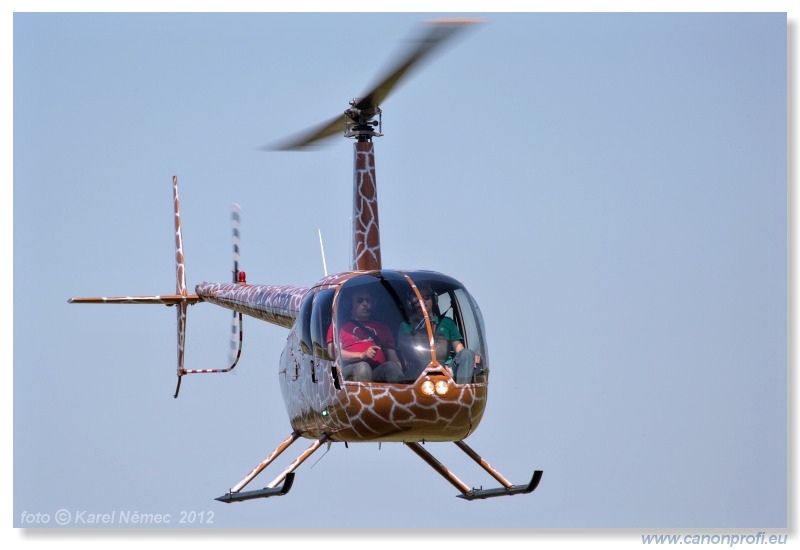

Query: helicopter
[69,18,543,503]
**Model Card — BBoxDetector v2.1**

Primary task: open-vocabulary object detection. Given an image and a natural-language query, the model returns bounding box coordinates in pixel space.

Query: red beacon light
[238,271,247,284]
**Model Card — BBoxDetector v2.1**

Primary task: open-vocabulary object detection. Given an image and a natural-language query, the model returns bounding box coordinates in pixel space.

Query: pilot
[399,286,480,383]
[326,288,404,383]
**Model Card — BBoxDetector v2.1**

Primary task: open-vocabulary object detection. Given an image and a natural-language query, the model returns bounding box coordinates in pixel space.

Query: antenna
[318,229,328,276]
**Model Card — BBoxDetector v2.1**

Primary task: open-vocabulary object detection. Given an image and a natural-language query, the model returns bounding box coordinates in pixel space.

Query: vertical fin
[173,176,188,395]
[174,175,188,297]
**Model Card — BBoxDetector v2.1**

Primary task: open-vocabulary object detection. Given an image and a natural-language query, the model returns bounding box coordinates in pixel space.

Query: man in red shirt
[327,288,404,383]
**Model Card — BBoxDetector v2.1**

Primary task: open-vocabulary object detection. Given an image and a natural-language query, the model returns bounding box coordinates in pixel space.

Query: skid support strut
[405,440,543,501]
[216,431,329,503]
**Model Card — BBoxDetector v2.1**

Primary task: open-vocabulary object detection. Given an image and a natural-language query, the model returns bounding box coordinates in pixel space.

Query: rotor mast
[348,100,383,271]
[269,19,482,272]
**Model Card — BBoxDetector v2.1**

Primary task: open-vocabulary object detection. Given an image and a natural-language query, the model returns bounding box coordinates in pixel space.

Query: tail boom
[196,282,309,329]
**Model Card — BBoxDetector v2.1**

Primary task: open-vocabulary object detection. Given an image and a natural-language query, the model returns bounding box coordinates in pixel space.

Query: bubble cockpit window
[329,271,488,385]
[401,272,488,384]
[311,289,335,360]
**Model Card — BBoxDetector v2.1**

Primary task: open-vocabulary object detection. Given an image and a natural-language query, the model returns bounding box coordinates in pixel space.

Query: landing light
[420,379,450,396]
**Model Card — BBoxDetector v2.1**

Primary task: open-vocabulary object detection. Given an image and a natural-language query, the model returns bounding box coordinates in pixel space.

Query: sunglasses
[354,296,373,304]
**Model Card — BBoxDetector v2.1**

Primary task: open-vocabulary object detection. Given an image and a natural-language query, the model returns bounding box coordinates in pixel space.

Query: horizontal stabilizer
[68,295,201,305]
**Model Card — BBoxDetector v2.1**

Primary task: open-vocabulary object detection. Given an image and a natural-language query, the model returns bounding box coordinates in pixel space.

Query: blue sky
[7,3,793,546]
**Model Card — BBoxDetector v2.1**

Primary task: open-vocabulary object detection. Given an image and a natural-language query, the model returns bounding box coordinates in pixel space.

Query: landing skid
[215,432,540,502]
[216,473,295,503]
[405,440,543,500]
[458,470,543,500]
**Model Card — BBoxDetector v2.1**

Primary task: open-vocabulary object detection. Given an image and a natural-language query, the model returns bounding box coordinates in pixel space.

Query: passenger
[326,288,404,383]
[399,286,481,383]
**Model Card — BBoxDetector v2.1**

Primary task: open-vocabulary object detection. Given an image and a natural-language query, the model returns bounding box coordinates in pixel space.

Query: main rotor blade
[267,113,347,151]
[266,18,483,151]
[355,18,483,112]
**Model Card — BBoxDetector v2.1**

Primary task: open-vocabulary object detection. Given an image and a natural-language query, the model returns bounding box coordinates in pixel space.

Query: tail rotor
[229,204,243,373]
[175,202,245,396]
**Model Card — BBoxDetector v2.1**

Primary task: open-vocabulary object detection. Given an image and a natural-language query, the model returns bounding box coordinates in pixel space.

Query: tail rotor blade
[231,203,241,283]
[229,203,242,371]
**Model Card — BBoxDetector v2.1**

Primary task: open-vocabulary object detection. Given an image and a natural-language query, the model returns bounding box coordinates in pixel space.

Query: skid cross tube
[216,432,330,503]
[454,440,512,487]
[405,440,543,500]
[405,441,472,494]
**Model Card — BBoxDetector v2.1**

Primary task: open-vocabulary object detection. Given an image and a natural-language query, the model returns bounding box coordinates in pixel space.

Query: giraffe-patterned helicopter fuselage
[197,267,490,444]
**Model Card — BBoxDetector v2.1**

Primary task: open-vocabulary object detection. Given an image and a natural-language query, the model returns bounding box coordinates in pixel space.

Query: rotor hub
[345,100,383,141]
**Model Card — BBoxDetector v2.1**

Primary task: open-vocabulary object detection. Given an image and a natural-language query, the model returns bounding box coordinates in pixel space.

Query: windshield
[329,271,488,384]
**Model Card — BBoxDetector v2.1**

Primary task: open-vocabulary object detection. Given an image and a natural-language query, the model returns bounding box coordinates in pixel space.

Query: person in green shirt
[399,286,480,383]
